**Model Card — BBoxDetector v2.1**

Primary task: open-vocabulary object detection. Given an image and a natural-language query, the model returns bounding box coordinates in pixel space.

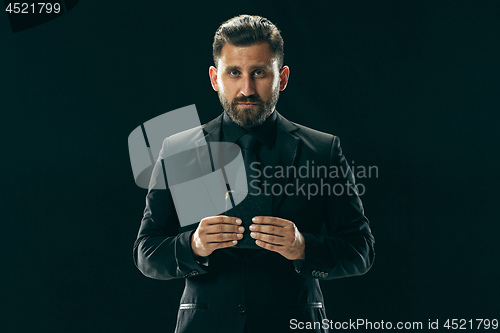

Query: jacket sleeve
[133,138,208,280]
[297,135,375,280]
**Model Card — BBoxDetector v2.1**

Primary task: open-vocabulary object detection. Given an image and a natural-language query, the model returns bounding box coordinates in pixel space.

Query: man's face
[209,42,289,129]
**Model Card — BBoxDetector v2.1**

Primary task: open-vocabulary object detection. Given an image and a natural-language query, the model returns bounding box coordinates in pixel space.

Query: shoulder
[292,121,337,142]
[158,114,222,158]
[278,112,338,152]
[294,122,340,157]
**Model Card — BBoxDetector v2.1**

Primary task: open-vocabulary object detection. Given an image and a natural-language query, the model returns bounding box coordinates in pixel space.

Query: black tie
[238,134,261,194]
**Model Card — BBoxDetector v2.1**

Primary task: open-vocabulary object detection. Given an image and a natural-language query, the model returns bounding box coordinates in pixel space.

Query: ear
[209,66,219,91]
[279,66,290,91]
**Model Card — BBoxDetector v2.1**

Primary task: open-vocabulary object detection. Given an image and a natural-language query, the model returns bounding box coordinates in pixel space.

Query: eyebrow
[224,64,273,71]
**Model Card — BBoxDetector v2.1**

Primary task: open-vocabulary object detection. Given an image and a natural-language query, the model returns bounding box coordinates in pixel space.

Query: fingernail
[237,234,243,239]
[249,225,255,230]
[238,227,244,232]
[252,217,259,222]
[250,232,255,238]
[232,240,237,244]
[236,219,242,224]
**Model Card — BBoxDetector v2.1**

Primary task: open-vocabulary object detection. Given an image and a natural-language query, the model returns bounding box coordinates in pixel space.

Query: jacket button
[243,259,251,267]
[238,304,246,314]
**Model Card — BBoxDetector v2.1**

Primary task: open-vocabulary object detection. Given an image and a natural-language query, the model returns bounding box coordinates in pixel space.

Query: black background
[1,1,499,332]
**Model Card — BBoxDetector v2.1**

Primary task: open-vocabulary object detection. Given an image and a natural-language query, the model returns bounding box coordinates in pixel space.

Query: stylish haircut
[212,14,284,69]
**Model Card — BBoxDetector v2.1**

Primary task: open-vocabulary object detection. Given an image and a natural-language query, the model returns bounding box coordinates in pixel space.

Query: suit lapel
[273,112,302,214]
[202,113,223,142]
[193,114,223,174]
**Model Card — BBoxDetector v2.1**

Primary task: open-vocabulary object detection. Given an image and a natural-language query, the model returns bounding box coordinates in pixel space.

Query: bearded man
[134,14,375,333]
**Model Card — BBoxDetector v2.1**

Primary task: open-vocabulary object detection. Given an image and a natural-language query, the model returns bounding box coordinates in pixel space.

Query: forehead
[218,42,277,69]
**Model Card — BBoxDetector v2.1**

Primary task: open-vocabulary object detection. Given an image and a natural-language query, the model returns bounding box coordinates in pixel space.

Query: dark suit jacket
[133,111,375,333]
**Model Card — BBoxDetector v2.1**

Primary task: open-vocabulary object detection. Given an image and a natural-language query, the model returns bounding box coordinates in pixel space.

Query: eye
[253,70,264,76]
[229,70,240,76]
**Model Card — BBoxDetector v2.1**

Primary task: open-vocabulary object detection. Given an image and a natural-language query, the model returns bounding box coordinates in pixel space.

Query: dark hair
[213,15,284,69]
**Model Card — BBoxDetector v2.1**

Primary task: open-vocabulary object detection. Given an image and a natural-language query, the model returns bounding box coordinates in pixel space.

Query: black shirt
[221,109,277,149]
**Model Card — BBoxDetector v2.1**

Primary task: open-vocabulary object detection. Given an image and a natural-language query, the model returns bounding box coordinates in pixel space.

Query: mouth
[237,102,258,108]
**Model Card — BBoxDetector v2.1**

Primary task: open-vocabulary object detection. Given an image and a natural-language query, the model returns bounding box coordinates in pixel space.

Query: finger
[255,239,283,253]
[201,215,242,226]
[205,232,243,243]
[249,224,285,237]
[251,216,288,227]
[213,240,239,249]
[250,231,285,245]
[205,224,245,235]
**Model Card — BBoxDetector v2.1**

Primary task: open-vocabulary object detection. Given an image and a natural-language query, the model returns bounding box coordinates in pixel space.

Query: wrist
[191,231,210,258]
[190,231,202,257]
[296,232,306,260]
[296,246,305,260]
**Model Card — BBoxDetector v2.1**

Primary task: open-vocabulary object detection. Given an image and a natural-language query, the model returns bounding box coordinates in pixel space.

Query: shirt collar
[222,109,278,150]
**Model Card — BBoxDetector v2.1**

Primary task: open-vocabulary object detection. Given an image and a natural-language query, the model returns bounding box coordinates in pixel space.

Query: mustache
[232,96,262,104]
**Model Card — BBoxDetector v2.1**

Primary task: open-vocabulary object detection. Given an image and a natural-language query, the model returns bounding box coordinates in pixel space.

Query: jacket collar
[200,110,300,141]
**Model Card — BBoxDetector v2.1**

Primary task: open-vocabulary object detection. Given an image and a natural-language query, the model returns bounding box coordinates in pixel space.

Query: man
[134,15,375,333]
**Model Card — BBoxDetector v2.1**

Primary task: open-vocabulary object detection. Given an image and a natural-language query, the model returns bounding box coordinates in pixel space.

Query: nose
[240,75,256,97]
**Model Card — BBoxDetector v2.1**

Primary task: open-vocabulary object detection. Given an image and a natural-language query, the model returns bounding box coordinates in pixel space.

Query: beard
[218,87,280,128]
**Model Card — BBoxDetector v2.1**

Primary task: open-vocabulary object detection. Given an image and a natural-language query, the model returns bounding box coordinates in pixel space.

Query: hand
[191,216,244,257]
[249,216,305,260]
